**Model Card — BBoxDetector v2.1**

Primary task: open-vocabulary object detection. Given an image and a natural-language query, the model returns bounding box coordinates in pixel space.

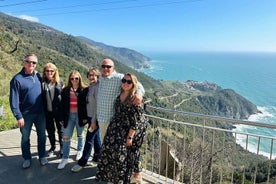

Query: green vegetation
[1,12,274,183]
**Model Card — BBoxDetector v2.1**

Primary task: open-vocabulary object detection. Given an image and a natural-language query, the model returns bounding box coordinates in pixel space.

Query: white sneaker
[90,160,98,167]
[76,151,82,161]
[57,159,68,170]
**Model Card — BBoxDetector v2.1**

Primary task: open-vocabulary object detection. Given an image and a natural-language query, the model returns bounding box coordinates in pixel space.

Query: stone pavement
[0,128,106,184]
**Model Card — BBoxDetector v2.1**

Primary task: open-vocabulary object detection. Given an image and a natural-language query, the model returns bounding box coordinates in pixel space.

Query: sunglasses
[101,65,112,69]
[70,77,79,81]
[25,60,37,65]
[45,70,54,73]
[121,78,133,84]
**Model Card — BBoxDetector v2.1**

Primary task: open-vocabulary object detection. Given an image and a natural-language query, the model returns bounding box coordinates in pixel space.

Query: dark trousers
[45,111,63,151]
[78,120,101,166]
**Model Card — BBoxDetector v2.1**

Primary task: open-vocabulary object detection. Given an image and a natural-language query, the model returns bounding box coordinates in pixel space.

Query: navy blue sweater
[9,68,44,120]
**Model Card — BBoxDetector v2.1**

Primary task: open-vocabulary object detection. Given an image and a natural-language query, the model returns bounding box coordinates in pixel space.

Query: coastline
[233,106,276,159]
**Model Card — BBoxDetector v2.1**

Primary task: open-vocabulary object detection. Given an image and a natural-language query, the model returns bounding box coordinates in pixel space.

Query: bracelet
[128,136,133,140]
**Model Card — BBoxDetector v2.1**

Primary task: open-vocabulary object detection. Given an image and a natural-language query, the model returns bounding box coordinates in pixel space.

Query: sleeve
[9,78,22,120]
[58,88,67,122]
[78,88,88,121]
[137,81,145,96]
[129,105,144,130]
[91,85,98,123]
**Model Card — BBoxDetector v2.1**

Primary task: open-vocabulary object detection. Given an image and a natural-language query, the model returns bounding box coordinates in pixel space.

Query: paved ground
[0,128,107,184]
[0,128,160,184]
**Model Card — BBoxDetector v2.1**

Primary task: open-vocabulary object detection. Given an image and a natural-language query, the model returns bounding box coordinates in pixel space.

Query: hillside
[77,36,151,69]
[0,12,258,129]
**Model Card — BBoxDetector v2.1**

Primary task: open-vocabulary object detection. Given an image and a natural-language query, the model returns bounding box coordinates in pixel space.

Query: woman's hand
[82,119,88,125]
[126,136,133,147]
[89,122,97,132]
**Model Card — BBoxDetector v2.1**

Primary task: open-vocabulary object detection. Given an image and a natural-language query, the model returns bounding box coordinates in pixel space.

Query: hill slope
[0,12,258,128]
[77,36,151,69]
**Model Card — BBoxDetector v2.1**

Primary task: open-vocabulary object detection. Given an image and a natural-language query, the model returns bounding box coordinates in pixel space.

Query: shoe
[22,159,31,169]
[48,150,54,157]
[130,175,143,184]
[76,151,82,161]
[57,158,68,170]
[71,164,83,172]
[40,157,48,166]
[90,160,98,167]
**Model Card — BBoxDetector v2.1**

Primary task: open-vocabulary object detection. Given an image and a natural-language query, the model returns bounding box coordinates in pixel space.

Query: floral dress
[96,96,148,184]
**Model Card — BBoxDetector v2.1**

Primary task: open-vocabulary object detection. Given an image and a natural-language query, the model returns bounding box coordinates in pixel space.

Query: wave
[234,106,276,159]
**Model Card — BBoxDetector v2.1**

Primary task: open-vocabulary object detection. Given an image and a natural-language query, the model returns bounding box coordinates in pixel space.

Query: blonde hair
[87,67,100,78]
[121,73,138,105]
[66,70,87,89]
[43,63,60,84]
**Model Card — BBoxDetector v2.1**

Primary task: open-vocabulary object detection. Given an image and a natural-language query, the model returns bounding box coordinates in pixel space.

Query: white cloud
[18,15,39,23]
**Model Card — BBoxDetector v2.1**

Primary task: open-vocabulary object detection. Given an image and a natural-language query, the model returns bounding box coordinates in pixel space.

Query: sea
[139,51,276,159]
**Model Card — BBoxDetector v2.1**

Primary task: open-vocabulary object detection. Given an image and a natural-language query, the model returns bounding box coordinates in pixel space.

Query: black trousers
[45,111,63,150]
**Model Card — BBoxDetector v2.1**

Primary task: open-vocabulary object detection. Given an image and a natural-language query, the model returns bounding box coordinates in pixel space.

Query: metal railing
[141,105,276,184]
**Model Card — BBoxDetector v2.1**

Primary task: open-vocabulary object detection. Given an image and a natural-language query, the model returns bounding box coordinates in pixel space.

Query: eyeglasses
[70,77,79,81]
[45,70,54,73]
[121,78,133,84]
[101,65,112,69]
[25,60,37,65]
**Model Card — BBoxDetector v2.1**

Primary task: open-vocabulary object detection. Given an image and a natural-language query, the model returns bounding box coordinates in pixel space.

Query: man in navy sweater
[9,54,48,169]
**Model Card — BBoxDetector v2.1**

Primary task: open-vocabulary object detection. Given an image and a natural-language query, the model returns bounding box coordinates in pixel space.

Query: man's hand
[131,93,143,106]
[17,118,24,127]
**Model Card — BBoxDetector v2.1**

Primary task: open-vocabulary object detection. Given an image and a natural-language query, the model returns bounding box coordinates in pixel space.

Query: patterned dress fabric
[96,96,147,184]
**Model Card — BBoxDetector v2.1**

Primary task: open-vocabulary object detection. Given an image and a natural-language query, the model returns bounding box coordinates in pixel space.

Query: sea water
[140,51,276,158]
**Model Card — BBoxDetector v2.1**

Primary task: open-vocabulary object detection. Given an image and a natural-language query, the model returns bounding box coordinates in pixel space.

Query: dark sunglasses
[45,70,54,73]
[25,60,37,65]
[121,78,133,84]
[70,77,79,81]
[101,65,112,69]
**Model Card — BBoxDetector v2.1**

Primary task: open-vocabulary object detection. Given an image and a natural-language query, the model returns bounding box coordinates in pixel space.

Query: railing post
[0,105,3,117]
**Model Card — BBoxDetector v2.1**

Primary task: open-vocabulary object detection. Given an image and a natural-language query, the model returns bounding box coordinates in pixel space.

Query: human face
[88,72,98,84]
[44,67,55,80]
[101,59,114,77]
[70,74,79,87]
[121,75,133,91]
[24,55,37,74]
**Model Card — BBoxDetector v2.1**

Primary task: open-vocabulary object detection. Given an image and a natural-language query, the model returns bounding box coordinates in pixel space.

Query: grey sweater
[86,82,99,123]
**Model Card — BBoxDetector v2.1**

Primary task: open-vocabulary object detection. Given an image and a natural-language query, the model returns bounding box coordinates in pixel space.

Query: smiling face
[88,70,99,84]
[121,75,133,92]
[44,67,55,80]
[70,74,80,88]
[101,59,114,77]
[24,55,37,74]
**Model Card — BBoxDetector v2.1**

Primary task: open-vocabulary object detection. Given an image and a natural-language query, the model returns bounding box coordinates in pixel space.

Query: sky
[1,0,276,52]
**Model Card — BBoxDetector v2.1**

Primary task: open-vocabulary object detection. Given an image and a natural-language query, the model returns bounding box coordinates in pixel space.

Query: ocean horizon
[140,51,276,158]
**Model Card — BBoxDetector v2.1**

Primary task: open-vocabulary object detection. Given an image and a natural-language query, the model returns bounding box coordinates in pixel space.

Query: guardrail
[142,105,276,184]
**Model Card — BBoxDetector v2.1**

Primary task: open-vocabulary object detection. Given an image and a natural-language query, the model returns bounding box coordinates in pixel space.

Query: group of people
[9,54,148,184]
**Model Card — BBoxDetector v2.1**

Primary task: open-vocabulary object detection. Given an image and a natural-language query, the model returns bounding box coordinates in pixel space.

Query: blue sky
[1,0,276,52]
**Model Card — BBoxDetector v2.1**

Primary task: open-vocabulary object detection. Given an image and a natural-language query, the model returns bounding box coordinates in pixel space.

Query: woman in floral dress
[96,73,147,184]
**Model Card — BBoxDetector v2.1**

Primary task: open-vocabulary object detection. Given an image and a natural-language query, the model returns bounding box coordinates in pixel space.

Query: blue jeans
[62,113,84,159]
[78,119,102,166]
[20,112,46,160]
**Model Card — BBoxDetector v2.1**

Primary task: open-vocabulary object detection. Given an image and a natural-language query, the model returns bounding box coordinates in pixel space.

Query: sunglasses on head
[45,70,54,73]
[101,65,112,69]
[25,60,37,65]
[70,77,79,81]
[121,78,132,84]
